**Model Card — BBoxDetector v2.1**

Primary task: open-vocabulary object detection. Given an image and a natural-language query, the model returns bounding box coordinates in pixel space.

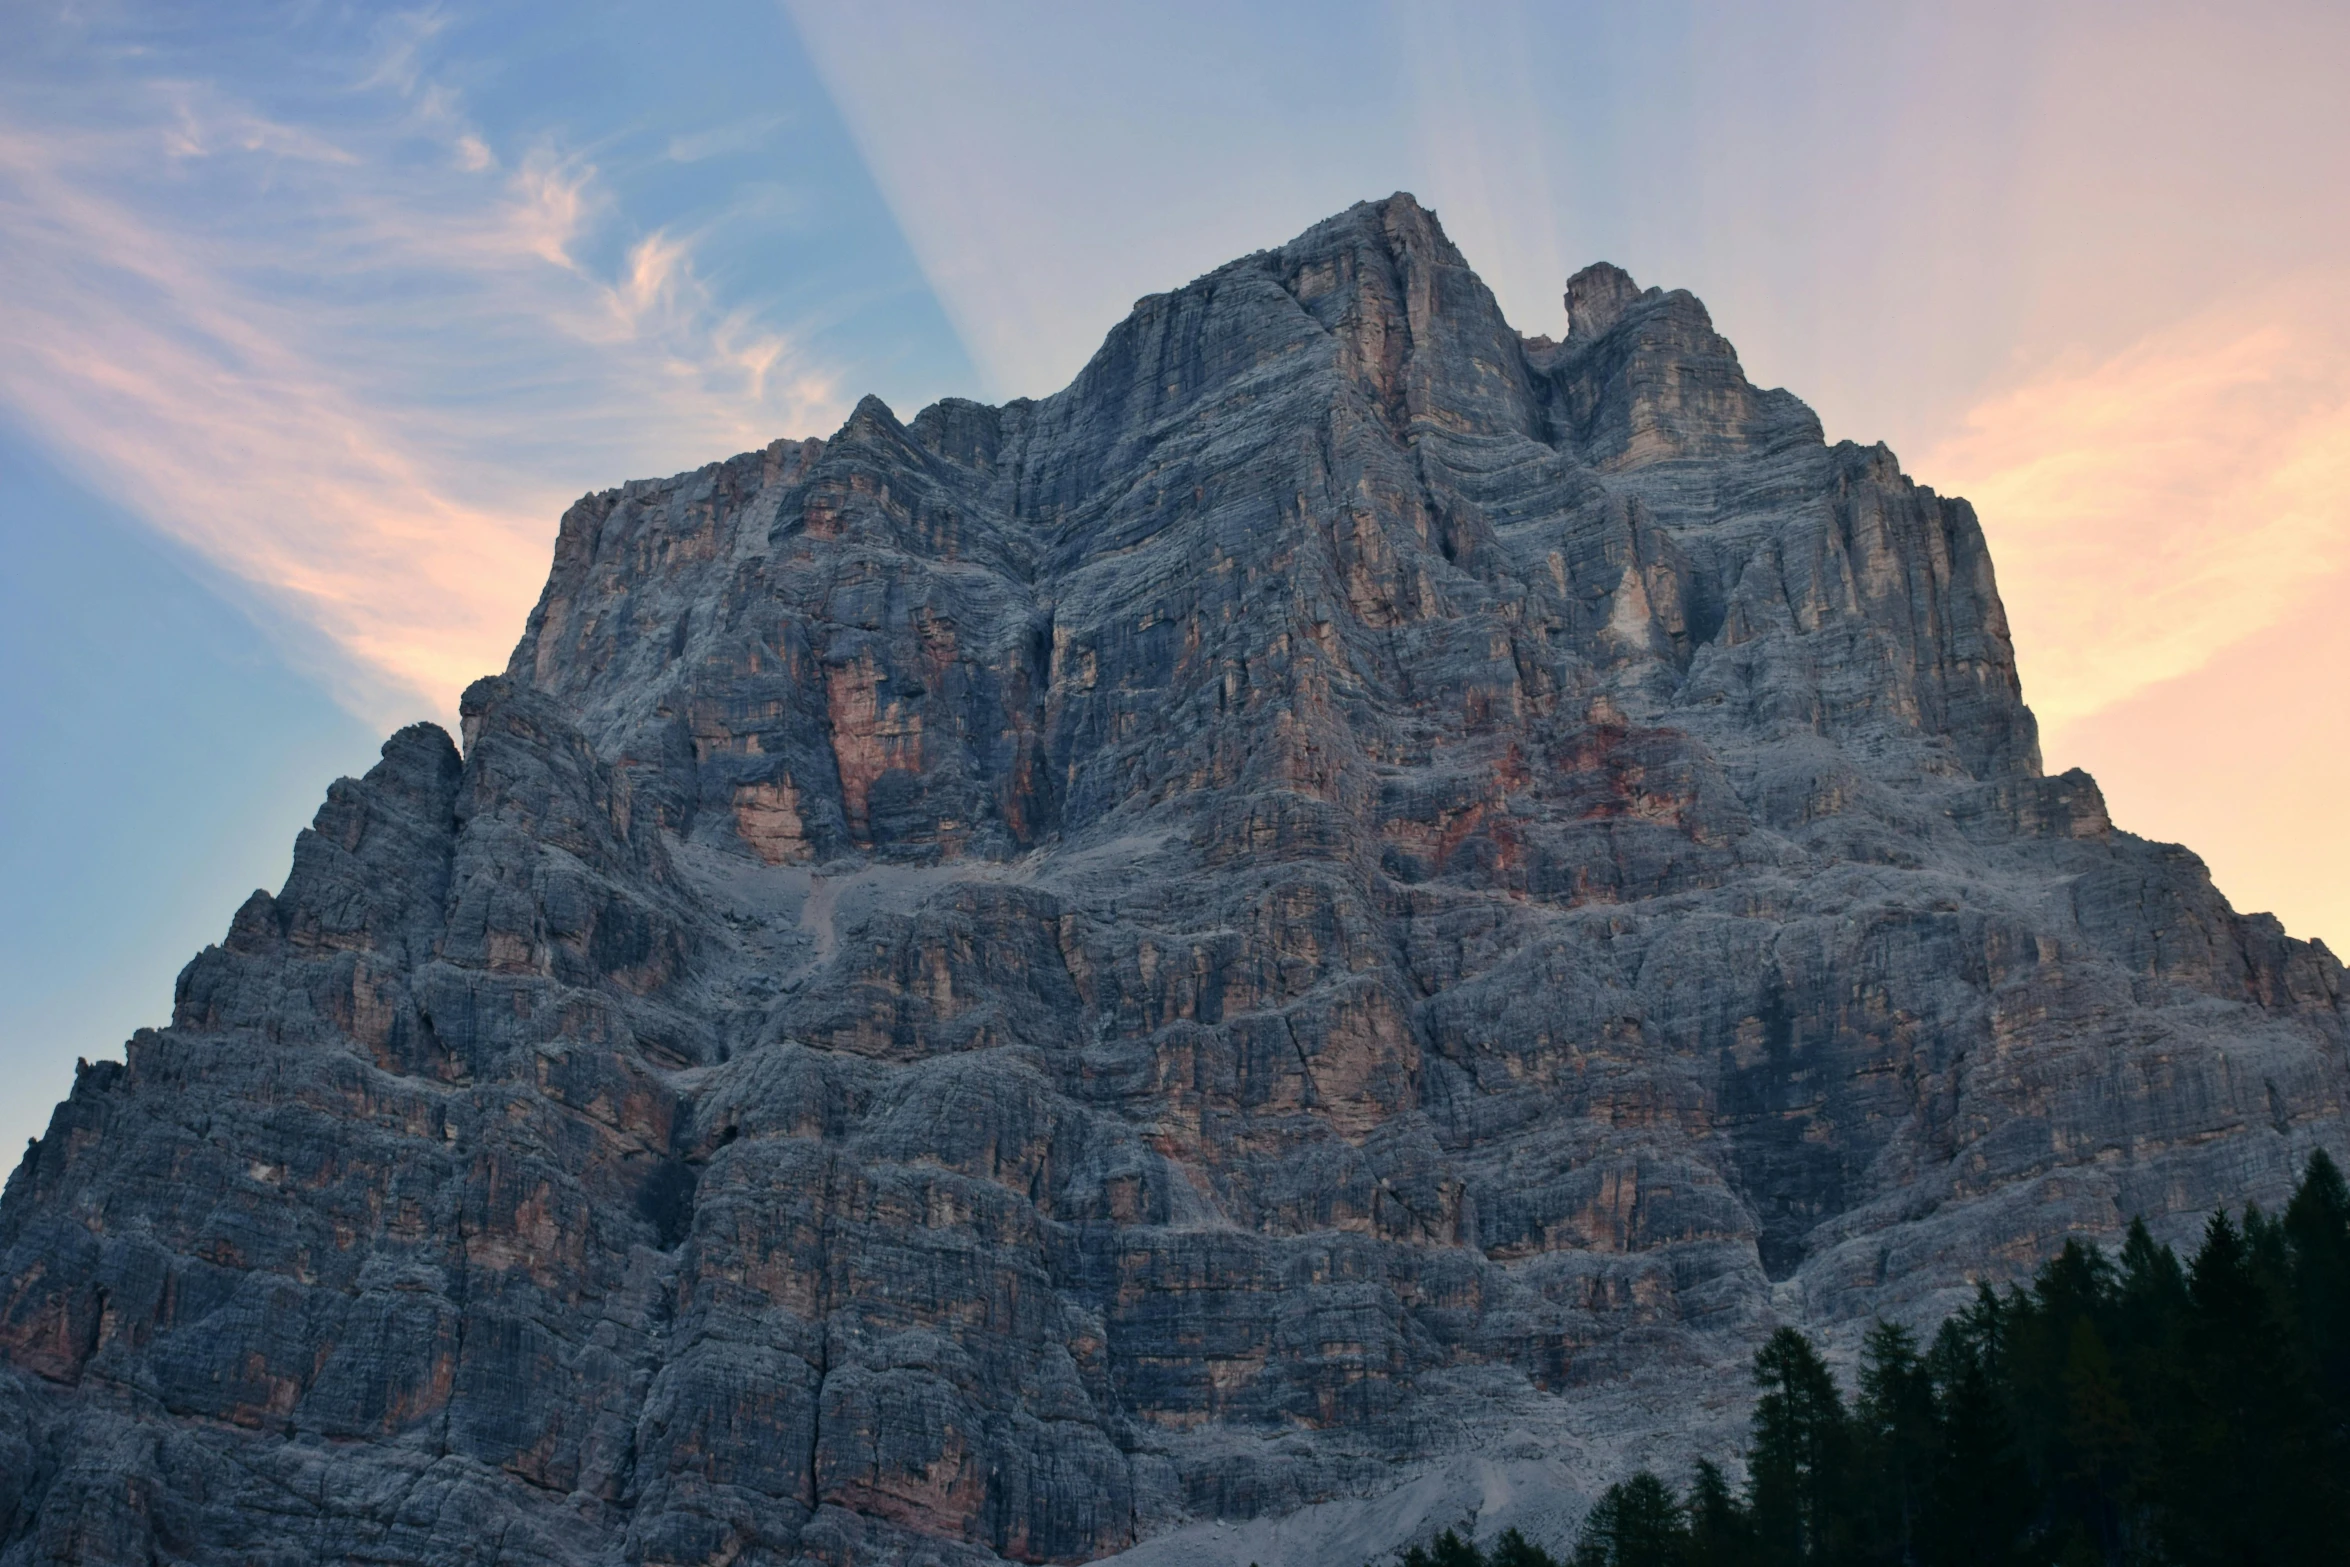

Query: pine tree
[1682,1459,1752,1567]
[2055,1314,2137,1564]
[1406,1528,1486,1567]
[2006,1239,2117,1547]
[1491,1525,1564,1567]
[1436,1533,1486,1567]
[1365,1167,2350,1567]
[1572,1473,1687,1567]
[2283,1150,2350,1436]
[2160,1207,2343,1565]
[1746,1328,1854,1566]
[2113,1217,2189,1363]
[2111,1214,2190,1564]
[1920,1297,2035,1567]
[1853,1321,1936,1565]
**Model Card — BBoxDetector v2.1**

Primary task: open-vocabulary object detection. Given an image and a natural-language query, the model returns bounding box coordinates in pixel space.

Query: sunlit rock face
[3,194,2343,1566]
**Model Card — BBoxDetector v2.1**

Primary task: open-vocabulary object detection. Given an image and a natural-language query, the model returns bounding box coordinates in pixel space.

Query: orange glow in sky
[4,0,2345,961]
[1924,275,2350,945]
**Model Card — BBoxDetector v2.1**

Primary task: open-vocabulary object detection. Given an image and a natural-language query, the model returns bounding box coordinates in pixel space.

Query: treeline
[1394,1152,2350,1567]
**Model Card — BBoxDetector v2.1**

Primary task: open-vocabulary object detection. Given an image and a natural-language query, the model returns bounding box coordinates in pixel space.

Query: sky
[3,0,2345,1156]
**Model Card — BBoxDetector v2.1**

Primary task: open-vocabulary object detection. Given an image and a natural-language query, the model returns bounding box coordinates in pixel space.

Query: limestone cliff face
[3,195,2343,1566]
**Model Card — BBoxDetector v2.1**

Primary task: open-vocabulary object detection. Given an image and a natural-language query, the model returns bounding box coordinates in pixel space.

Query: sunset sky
[4,0,2345,1153]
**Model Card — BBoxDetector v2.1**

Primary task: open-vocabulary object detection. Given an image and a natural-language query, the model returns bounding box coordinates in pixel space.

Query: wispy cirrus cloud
[0,128,537,713]
[0,0,970,1155]
[0,32,844,728]
[1923,274,2350,738]
[1916,275,2350,943]
[666,114,792,165]
[156,82,361,166]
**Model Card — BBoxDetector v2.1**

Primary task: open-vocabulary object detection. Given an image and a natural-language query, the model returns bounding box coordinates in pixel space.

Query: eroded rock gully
[3,195,2342,1566]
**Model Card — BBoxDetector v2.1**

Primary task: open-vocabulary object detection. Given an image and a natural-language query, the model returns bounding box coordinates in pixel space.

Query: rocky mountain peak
[1565,261,1649,341]
[3,196,2343,1567]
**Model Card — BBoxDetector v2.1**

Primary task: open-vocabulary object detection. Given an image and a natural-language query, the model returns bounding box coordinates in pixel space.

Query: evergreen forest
[1384,1151,2350,1567]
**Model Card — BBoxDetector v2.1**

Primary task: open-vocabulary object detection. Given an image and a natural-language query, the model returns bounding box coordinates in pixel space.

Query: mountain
[3,194,2342,1567]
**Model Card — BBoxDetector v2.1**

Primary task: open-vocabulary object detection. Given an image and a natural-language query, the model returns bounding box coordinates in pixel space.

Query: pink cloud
[1922,272,2350,735]
[1921,273,2350,947]
[0,85,844,730]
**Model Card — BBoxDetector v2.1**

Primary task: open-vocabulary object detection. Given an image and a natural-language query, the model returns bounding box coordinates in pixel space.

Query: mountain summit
[4,194,2342,1566]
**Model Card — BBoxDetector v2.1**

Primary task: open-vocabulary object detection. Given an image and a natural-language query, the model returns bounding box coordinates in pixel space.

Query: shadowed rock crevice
[2,192,2344,1567]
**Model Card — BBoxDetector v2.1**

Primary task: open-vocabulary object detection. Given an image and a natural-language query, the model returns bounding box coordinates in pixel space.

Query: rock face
[3,195,2344,1566]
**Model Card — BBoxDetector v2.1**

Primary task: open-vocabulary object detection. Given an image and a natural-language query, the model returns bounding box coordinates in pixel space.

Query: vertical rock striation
[3,195,2343,1565]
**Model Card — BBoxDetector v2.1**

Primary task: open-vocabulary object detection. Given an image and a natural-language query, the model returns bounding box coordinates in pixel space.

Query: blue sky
[5,1,2348,1156]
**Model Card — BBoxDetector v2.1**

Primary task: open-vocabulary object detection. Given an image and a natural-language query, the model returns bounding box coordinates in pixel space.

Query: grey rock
[3,193,2343,1566]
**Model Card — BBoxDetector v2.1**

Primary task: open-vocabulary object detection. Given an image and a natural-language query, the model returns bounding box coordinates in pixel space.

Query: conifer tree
[1571,1473,1687,1567]
[1746,1329,1853,1566]
[1401,1530,1487,1567]
[1431,1532,1484,1567]
[1853,1321,1936,1565]
[2283,1150,2350,1432]
[1372,1162,2350,1567]
[2112,1213,2191,1560]
[1921,1296,2034,1567]
[2055,1314,2137,1564]
[1682,1459,1752,1567]
[2164,1207,2340,1565]
[1491,1525,1563,1567]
